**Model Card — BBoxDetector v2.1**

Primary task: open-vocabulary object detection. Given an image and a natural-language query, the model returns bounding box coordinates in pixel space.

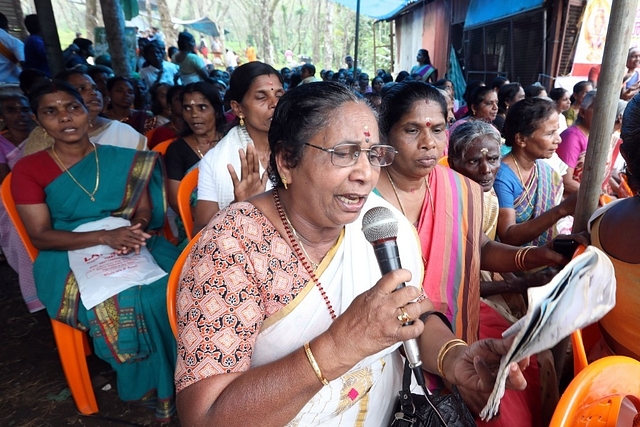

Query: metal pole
[353,0,361,77]
[34,0,65,76]
[572,0,639,233]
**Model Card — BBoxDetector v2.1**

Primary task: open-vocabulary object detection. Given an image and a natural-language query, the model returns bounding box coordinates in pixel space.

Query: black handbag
[389,360,477,427]
[390,310,477,427]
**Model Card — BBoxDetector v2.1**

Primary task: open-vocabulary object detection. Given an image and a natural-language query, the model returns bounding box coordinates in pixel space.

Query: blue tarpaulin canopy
[172,17,221,37]
[464,0,545,29]
[330,0,412,20]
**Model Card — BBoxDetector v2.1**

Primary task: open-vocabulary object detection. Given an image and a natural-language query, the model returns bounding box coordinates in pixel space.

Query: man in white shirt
[139,42,180,87]
[298,63,319,85]
[0,13,23,83]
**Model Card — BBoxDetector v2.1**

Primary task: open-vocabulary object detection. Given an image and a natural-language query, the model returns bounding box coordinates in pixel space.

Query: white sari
[252,194,424,426]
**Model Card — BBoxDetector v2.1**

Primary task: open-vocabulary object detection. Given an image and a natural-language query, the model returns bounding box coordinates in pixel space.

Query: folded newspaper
[479,245,616,421]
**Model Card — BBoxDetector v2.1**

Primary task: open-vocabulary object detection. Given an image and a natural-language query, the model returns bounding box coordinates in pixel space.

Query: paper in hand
[480,246,616,421]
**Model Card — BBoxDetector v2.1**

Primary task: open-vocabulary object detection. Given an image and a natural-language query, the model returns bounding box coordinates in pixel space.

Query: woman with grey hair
[557,90,597,194]
[449,121,501,238]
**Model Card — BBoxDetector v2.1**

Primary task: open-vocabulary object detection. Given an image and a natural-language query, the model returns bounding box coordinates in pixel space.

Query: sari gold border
[112,151,157,219]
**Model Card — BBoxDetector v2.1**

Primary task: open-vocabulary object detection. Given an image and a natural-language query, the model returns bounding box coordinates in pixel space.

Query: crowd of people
[0,13,638,425]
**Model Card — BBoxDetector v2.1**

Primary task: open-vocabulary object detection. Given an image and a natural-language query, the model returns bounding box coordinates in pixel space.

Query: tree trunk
[323,0,333,69]
[312,0,321,65]
[99,0,132,77]
[34,0,65,75]
[156,0,177,46]
[260,0,277,64]
[173,0,182,18]
[85,0,98,41]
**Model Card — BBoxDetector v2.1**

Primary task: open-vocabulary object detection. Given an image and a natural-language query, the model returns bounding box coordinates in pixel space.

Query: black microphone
[362,206,423,373]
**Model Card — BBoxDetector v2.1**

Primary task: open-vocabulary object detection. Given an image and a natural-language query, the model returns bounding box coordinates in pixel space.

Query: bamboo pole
[572,0,639,233]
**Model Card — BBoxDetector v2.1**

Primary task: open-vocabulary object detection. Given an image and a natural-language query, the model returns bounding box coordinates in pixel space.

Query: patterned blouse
[175,203,311,392]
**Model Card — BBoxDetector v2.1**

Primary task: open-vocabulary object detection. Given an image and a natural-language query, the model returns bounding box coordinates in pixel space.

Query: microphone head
[362,206,399,243]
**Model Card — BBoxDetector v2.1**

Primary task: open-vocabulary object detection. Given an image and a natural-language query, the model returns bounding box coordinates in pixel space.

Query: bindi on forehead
[363,125,371,142]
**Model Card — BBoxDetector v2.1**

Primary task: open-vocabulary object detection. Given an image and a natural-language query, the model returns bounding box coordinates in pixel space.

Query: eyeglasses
[304,142,397,167]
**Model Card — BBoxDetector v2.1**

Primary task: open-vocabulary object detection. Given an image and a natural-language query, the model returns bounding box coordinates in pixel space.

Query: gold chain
[385,168,434,218]
[51,142,100,202]
[511,154,535,211]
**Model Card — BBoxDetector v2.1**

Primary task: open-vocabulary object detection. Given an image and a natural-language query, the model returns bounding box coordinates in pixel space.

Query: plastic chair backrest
[177,167,199,241]
[167,229,202,338]
[145,127,157,143]
[1,172,98,415]
[1,173,38,261]
[599,194,615,206]
[550,356,640,426]
[568,244,605,377]
[152,138,176,155]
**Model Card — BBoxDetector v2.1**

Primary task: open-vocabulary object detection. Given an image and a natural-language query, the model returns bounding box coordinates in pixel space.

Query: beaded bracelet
[437,339,468,378]
[304,342,329,386]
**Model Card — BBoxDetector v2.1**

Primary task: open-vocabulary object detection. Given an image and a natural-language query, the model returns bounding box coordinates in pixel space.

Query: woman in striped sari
[376,81,574,423]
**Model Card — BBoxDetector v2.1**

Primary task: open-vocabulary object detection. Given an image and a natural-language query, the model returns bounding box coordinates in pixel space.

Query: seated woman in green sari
[11,80,181,421]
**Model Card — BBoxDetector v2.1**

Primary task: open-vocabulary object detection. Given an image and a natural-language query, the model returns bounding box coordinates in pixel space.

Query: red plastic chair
[549,356,640,426]
[166,230,202,338]
[177,168,199,241]
[1,173,98,414]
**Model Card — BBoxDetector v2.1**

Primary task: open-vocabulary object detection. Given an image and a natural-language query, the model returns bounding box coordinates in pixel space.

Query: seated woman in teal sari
[11,80,180,421]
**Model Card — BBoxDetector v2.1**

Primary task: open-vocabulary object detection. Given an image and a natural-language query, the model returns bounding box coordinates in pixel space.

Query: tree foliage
[23,0,393,74]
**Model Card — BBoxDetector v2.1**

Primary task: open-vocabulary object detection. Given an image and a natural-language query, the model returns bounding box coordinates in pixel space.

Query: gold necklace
[192,135,219,159]
[385,168,434,218]
[511,154,535,210]
[51,142,100,202]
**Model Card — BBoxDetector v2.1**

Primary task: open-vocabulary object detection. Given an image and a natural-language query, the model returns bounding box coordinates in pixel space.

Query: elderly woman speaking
[175,82,528,426]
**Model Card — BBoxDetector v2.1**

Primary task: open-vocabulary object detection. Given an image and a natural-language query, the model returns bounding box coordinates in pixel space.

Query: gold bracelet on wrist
[304,342,329,386]
[437,338,468,378]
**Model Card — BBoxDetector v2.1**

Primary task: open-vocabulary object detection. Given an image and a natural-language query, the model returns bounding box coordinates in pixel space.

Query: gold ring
[397,307,411,324]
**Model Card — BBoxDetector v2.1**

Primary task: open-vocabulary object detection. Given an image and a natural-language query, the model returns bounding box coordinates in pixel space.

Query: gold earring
[239,116,245,127]
[281,175,288,190]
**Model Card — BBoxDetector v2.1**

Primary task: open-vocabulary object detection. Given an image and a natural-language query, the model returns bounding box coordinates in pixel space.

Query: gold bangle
[520,246,534,270]
[515,247,525,270]
[304,342,329,386]
[437,338,468,378]
[515,246,535,271]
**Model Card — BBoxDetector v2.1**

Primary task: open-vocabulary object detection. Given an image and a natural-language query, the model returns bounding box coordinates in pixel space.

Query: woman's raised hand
[228,144,270,203]
[102,223,151,255]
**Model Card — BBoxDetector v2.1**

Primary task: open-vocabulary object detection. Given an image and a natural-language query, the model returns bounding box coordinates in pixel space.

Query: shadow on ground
[0,262,181,426]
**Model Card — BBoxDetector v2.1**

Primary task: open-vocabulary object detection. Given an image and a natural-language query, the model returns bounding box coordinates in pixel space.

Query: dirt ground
[0,261,181,427]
